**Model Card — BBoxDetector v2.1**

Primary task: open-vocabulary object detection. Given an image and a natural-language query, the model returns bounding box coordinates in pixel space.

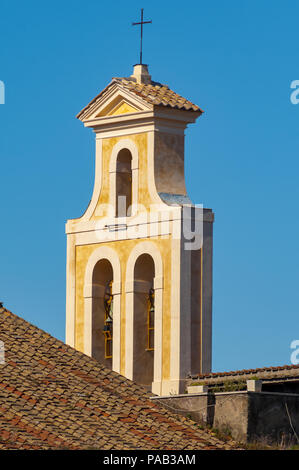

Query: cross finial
[132,8,152,65]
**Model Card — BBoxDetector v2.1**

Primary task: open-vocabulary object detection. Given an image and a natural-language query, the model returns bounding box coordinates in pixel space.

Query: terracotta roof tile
[77,77,203,119]
[0,307,236,450]
[113,78,202,113]
[188,364,299,385]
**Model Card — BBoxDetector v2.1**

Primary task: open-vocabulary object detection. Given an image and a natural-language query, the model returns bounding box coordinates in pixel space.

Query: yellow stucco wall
[108,102,138,116]
[73,132,176,381]
[97,99,138,117]
[75,237,171,380]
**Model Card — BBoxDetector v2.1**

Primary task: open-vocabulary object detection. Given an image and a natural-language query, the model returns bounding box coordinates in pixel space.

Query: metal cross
[132,8,152,65]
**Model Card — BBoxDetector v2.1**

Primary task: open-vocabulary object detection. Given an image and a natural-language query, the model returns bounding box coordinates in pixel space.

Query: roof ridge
[190,363,299,380]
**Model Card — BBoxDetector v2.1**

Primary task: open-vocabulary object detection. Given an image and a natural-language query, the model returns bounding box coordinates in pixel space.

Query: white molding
[109,139,139,172]
[88,230,171,245]
[179,236,192,378]
[86,112,155,130]
[170,237,181,382]
[80,83,152,121]
[92,122,185,140]
[66,208,181,235]
[151,379,187,396]
[153,276,164,290]
[88,117,187,138]
[65,205,213,237]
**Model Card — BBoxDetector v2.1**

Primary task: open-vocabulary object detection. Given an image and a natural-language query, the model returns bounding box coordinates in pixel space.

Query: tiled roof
[77,77,203,119]
[113,78,202,112]
[187,365,299,386]
[0,307,236,450]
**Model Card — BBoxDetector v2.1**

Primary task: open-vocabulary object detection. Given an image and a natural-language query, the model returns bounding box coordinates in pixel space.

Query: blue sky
[1,0,299,372]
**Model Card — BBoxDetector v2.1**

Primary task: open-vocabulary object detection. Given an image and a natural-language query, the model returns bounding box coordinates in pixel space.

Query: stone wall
[151,391,299,445]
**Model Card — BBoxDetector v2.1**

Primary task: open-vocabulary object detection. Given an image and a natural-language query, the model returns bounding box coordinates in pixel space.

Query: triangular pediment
[77,82,153,122]
[96,96,139,117]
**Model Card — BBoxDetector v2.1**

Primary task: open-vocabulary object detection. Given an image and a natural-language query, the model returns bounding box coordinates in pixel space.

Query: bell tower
[65,64,214,395]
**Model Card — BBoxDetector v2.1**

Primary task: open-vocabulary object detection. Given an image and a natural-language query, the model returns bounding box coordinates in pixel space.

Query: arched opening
[91,258,114,369]
[115,148,132,217]
[133,254,155,387]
